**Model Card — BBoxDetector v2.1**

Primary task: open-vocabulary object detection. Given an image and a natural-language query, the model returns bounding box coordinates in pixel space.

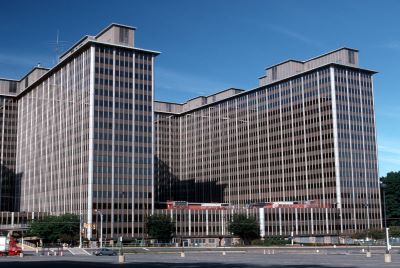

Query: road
[0,246,398,267]
[110,245,399,255]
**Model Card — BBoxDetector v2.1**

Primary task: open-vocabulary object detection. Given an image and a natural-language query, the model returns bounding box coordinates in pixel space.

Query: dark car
[93,248,117,256]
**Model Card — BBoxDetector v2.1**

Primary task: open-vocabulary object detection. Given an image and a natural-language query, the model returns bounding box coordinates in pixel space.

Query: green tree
[388,226,400,237]
[351,229,385,240]
[228,214,259,245]
[28,213,80,244]
[381,171,400,226]
[145,214,174,243]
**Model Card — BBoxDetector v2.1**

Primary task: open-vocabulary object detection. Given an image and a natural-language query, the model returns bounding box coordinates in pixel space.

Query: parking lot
[0,247,399,268]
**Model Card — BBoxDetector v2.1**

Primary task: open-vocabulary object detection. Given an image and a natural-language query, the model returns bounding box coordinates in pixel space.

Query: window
[348,50,355,65]
[119,27,129,44]
[272,66,277,80]
[9,82,17,93]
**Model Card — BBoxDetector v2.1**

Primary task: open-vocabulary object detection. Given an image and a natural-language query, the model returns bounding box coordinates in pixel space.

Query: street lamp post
[366,231,371,257]
[180,236,185,257]
[119,192,125,256]
[94,210,103,248]
[381,183,390,253]
[362,203,371,257]
[79,213,83,248]
[118,192,125,263]
[334,203,341,245]
[119,236,123,255]
[381,182,391,263]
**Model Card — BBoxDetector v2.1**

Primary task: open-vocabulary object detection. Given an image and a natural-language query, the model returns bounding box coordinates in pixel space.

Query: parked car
[93,248,117,256]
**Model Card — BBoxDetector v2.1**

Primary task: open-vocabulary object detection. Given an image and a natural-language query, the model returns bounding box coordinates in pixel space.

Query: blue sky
[0,0,399,176]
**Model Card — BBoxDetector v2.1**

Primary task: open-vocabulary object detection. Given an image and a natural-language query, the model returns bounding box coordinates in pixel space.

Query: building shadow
[154,157,227,205]
[0,163,22,211]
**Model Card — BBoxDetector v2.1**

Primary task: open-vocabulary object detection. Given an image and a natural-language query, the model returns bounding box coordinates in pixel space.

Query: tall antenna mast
[55,30,61,63]
[47,30,68,64]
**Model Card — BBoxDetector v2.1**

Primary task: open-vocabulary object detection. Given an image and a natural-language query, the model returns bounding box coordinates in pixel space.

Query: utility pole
[79,213,82,248]
[95,210,103,248]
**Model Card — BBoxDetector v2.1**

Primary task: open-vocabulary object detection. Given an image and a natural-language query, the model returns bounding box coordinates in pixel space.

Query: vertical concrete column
[188,209,191,237]
[87,46,96,240]
[206,210,209,236]
[259,208,265,240]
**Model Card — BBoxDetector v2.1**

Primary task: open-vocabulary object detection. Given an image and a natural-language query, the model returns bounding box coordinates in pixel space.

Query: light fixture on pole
[94,210,103,248]
[363,203,371,257]
[79,213,83,248]
[381,182,392,263]
[118,192,126,264]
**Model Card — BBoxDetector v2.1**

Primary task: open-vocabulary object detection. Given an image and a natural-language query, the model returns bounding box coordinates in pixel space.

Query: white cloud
[265,24,324,48]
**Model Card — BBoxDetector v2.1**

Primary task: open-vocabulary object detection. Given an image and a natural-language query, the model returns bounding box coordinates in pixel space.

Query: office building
[154,48,381,236]
[0,24,381,242]
[1,24,159,240]
[0,79,19,211]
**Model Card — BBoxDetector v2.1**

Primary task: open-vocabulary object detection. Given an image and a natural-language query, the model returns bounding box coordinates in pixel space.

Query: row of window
[94,166,151,176]
[93,202,150,210]
[92,191,150,198]
[94,111,152,122]
[94,62,152,73]
[93,132,152,143]
[94,122,151,133]
[93,177,151,186]
[94,143,151,154]
[95,57,139,68]
[95,46,153,59]
[94,89,152,101]
[94,155,152,164]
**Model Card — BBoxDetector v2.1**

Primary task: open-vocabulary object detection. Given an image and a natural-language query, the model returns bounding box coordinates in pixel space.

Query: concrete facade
[0,86,19,211]
[0,24,381,241]
[154,48,381,236]
[1,24,159,241]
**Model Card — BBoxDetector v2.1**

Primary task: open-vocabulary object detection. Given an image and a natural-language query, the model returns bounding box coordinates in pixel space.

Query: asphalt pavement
[0,247,398,268]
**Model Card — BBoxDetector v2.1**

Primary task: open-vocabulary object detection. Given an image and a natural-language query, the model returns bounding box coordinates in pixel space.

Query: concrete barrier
[118,254,125,263]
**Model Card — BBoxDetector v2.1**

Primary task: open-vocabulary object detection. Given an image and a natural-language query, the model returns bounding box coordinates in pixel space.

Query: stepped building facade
[0,24,381,243]
[154,48,381,239]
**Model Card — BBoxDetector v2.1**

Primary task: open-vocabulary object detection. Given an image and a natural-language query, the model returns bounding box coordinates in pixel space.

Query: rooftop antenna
[46,30,69,64]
